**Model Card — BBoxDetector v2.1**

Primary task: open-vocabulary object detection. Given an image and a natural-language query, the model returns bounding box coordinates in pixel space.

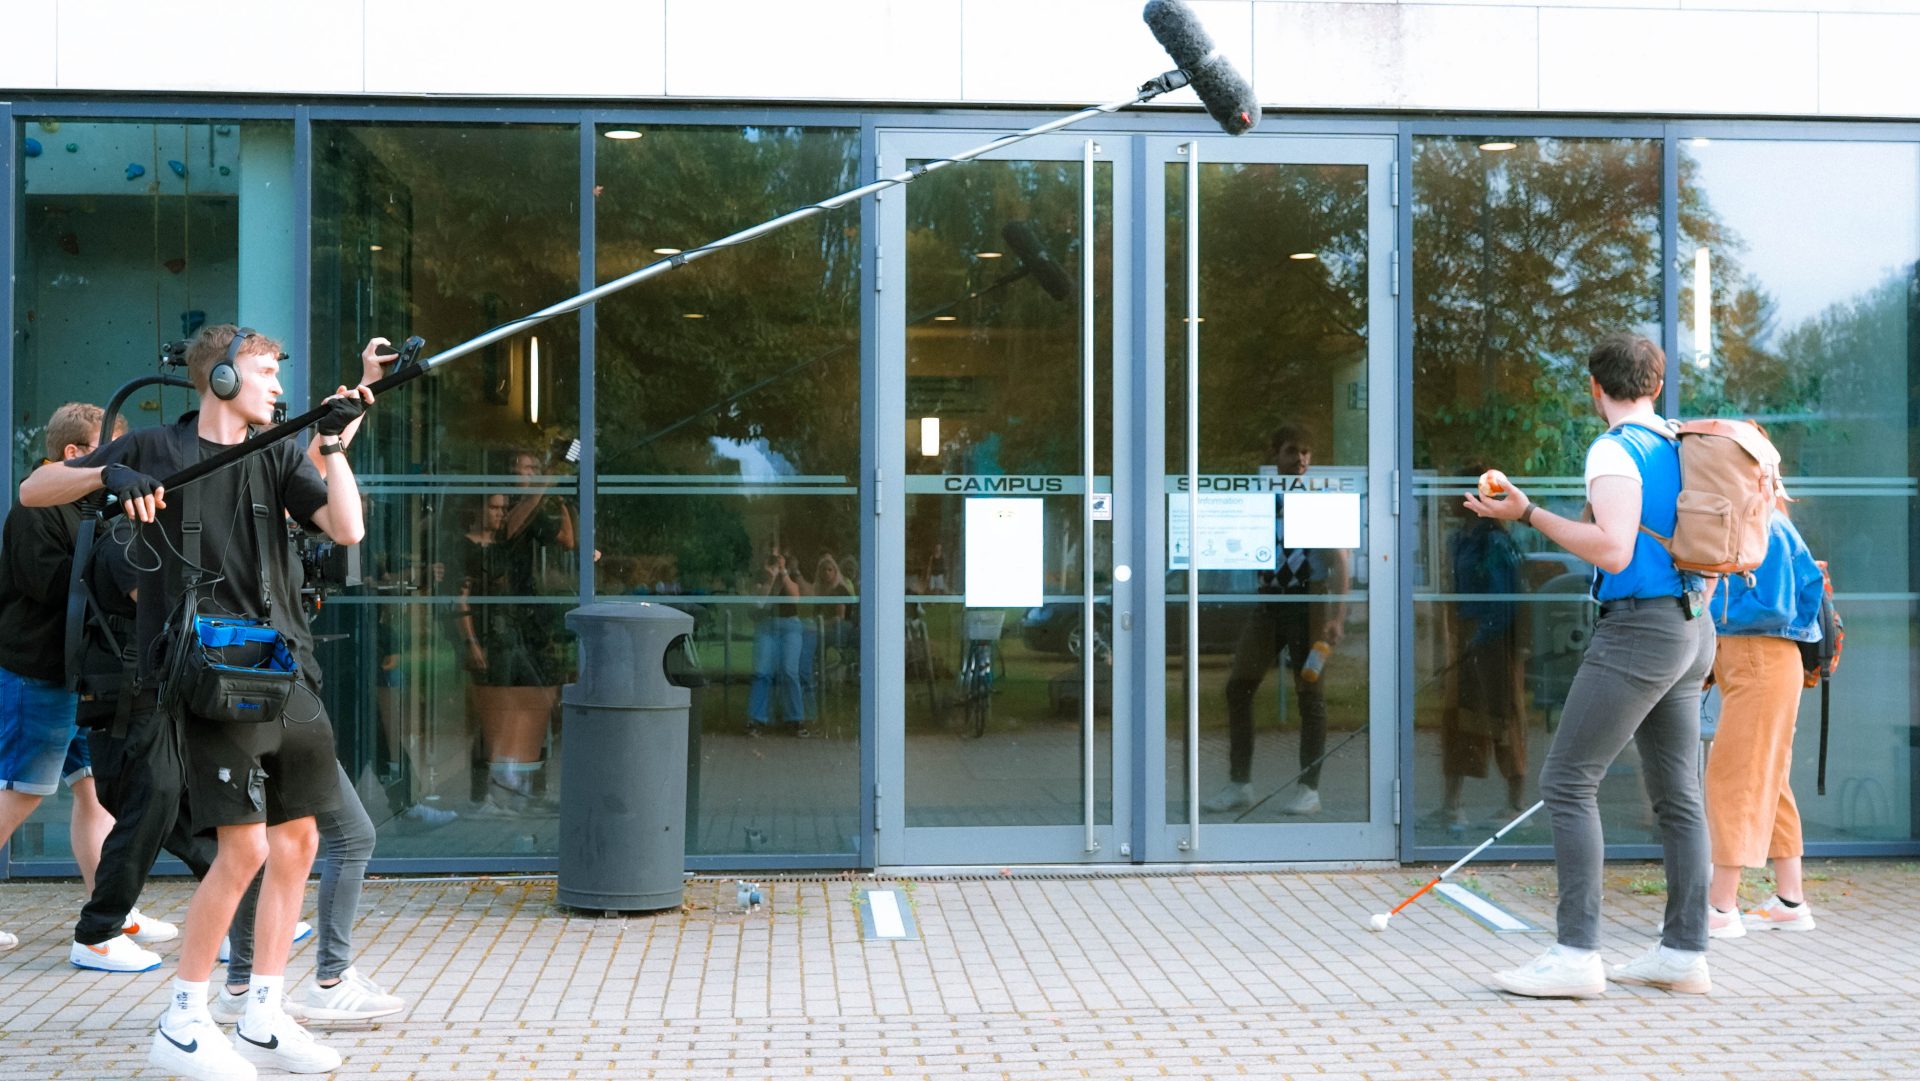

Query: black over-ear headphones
[210,327,255,401]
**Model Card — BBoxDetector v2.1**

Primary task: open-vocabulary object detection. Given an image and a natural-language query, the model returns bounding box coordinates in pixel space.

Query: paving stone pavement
[2,859,1915,1079]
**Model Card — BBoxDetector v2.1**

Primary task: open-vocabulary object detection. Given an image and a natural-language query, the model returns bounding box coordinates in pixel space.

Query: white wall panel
[1255,3,1537,111]
[1539,9,1817,114]
[53,0,363,94]
[1818,13,1920,116]
[963,0,1251,111]
[11,0,1920,122]
[366,0,666,97]
[1683,0,1920,11]
[666,0,960,100]
[7,1,60,89]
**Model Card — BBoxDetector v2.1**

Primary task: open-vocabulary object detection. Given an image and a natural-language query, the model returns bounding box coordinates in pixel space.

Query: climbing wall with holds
[14,120,251,479]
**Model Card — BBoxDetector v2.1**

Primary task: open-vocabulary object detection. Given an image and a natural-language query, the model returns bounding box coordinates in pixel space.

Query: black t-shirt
[0,499,84,681]
[70,413,329,681]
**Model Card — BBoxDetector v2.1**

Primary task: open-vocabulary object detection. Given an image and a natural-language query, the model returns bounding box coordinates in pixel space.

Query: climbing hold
[23,138,41,157]
[65,143,77,153]
[162,257,186,275]
[218,165,231,176]
[36,120,60,133]
[125,163,146,180]
[215,126,232,136]
[167,159,186,178]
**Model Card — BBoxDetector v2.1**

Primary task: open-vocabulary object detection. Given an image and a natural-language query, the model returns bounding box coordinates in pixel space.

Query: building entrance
[874,130,1399,866]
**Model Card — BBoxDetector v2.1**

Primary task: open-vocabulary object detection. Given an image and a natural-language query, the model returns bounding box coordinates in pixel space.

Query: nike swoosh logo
[85,943,111,955]
[158,1027,198,1054]
[123,923,141,936]
[239,1031,280,1051]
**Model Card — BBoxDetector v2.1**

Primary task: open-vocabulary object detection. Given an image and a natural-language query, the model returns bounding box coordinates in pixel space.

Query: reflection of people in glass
[746,541,812,738]
[1205,425,1350,816]
[459,465,570,813]
[1438,480,1528,830]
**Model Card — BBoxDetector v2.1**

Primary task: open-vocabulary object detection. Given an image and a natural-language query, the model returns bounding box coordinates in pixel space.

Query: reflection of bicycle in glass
[905,603,943,727]
[954,609,1004,739]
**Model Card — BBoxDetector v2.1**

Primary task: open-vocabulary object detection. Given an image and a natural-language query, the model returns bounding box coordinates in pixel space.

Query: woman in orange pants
[1705,489,1826,939]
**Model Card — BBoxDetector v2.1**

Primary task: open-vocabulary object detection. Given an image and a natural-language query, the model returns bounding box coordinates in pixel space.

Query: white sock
[244,974,285,1028]
[164,979,208,1031]
[1548,943,1597,961]
[1658,945,1705,964]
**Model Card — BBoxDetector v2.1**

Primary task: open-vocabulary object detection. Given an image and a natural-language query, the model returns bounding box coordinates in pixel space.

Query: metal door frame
[873,129,1134,866]
[1136,134,1400,863]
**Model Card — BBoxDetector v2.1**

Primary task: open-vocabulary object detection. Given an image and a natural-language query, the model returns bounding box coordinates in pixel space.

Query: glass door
[1141,136,1399,862]
[874,131,1128,865]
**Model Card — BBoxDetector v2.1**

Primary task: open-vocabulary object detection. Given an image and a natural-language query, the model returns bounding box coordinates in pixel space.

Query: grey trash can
[558,601,702,912]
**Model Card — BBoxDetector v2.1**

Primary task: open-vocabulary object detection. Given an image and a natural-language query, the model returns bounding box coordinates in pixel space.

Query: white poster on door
[964,497,1043,608]
[1282,492,1362,550]
[1167,492,1277,571]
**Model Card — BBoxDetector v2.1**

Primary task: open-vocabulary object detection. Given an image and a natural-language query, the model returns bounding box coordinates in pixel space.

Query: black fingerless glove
[99,462,162,505]
[315,395,369,437]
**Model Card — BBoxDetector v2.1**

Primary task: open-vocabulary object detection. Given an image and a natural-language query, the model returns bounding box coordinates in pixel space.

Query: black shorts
[178,691,342,834]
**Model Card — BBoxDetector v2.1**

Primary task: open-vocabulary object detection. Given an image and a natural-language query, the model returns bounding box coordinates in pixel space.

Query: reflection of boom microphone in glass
[612,220,1073,457]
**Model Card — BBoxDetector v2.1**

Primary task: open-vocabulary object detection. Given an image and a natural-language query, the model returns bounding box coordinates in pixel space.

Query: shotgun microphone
[1142,0,1261,135]
[1000,221,1073,302]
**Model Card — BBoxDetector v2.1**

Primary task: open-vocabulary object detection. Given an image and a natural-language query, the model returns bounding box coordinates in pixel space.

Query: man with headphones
[22,324,381,1081]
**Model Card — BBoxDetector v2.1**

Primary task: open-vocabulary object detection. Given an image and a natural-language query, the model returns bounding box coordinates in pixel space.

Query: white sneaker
[401,802,458,826]
[299,966,406,1022]
[213,985,309,1025]
[1491,944,1606,998]
[151,1012,258,1081]
[70,934,164,972]
[1609,943,1712,994]
[124,906,180,945]
[0,930,17,950]
[1707,906,1747,940]
[219,921,315,964]
[1281,787,1321,815]
[233,1007,343,1073]
[1743,895,1817,932]
[1200,782,1253,813]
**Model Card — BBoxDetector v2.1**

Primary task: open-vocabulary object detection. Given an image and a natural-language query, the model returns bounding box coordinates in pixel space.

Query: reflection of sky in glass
[1685,140,1920,331]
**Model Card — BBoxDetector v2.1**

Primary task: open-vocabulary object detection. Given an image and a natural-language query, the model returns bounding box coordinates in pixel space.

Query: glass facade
[1409,135,1664,849]
[6,106,1917,872]
[592,124,862,858]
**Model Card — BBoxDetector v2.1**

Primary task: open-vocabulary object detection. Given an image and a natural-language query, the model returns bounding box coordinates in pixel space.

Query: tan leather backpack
[1641,419,1782,578]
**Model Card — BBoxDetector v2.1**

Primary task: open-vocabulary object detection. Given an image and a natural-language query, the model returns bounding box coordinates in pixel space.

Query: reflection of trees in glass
[905,160,1108,477]
[596,127,860,474]
[312,123,580,470]
[1679,147,1916,482]
[592,127,862,588]
[1413,139,1673,476]
[1166,163,1367,470]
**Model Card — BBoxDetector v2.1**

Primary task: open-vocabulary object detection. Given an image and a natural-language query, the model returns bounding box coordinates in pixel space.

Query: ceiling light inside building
[1478,141,1517,152]
[652,247,682,255]
[683,313,705,320]
[368,244,384,252]
[1289,252,1317,261]
[976,251,1003,259]
[604,129,643,140]
[933,315,958,322]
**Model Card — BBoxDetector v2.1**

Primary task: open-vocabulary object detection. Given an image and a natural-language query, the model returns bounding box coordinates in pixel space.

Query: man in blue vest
[1465,333,1715,997]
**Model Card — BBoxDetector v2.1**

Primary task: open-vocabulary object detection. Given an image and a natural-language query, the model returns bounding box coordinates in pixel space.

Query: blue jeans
[748,617,805,726]
[0,666,83,795]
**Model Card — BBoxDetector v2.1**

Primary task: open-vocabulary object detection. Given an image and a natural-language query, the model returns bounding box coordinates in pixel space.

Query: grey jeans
[1540,598,1715,952]
[228,761,375,985]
